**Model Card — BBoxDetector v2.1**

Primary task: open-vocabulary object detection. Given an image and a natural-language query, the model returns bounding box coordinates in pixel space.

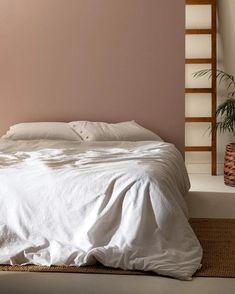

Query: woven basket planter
[224,143,235,187]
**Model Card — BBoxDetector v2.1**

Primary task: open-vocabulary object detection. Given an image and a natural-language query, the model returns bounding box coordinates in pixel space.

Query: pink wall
[0,0,185,151]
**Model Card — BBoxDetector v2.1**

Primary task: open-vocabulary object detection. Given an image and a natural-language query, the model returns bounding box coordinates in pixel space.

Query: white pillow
[69,121,162,142]
[2,122,82,141]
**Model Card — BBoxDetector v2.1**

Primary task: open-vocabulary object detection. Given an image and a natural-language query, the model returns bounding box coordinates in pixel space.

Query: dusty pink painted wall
[0,0,185,151]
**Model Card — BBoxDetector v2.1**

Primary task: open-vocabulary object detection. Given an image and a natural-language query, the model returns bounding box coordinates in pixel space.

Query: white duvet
[0,139,202,280]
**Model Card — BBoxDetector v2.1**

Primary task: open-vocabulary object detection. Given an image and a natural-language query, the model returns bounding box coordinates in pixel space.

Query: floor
[1,174,235,294]
[1,272,235,294]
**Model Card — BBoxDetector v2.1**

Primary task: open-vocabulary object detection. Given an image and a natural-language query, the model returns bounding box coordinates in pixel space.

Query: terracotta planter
[224,143,235,187]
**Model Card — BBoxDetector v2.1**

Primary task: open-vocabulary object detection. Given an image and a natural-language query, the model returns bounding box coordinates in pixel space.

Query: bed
[0,122,202,280]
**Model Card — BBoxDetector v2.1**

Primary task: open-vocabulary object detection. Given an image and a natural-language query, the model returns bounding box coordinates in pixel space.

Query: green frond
[216,99,235,133]
[193,69,235,134]
[217,116,235,133]
[193,69,235,90]
[216,99,235,117]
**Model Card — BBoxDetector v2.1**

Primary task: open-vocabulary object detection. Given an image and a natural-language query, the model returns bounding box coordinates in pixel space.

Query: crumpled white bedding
[0,139,202,280]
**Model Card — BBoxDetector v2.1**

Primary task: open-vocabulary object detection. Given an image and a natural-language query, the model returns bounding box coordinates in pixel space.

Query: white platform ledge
[186,174,235,219]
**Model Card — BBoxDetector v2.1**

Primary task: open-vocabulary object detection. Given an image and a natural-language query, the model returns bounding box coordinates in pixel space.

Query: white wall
[217,0,235,169]
[218,0,235,74]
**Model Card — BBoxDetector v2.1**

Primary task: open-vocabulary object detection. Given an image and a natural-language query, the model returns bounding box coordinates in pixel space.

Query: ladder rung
[185,29,212,35]
[185,146,212,152]
[185,88,212,93]
[185,58,212,64]
[186,0,215,4]
[185,117,213,122]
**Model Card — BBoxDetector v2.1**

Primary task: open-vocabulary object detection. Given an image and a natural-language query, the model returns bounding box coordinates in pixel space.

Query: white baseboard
[186,163,224,175]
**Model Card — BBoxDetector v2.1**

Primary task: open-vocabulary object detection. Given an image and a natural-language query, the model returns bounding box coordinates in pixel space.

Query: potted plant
[193,69,235,186]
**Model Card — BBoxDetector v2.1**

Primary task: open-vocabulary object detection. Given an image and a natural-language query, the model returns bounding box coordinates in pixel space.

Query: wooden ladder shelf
[185,0,217,175]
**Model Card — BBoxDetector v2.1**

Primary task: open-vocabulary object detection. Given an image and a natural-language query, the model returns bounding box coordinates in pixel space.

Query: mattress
[0,139,202,280]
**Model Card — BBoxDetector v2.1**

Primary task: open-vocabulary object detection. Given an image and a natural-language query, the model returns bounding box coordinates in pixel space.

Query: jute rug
[0,218,234,278]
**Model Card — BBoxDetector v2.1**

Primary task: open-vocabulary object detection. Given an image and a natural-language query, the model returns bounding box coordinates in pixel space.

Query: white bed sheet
[0,140,202,280]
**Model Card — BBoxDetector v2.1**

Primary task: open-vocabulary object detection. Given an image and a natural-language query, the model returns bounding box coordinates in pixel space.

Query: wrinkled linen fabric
[0,140,202,280]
